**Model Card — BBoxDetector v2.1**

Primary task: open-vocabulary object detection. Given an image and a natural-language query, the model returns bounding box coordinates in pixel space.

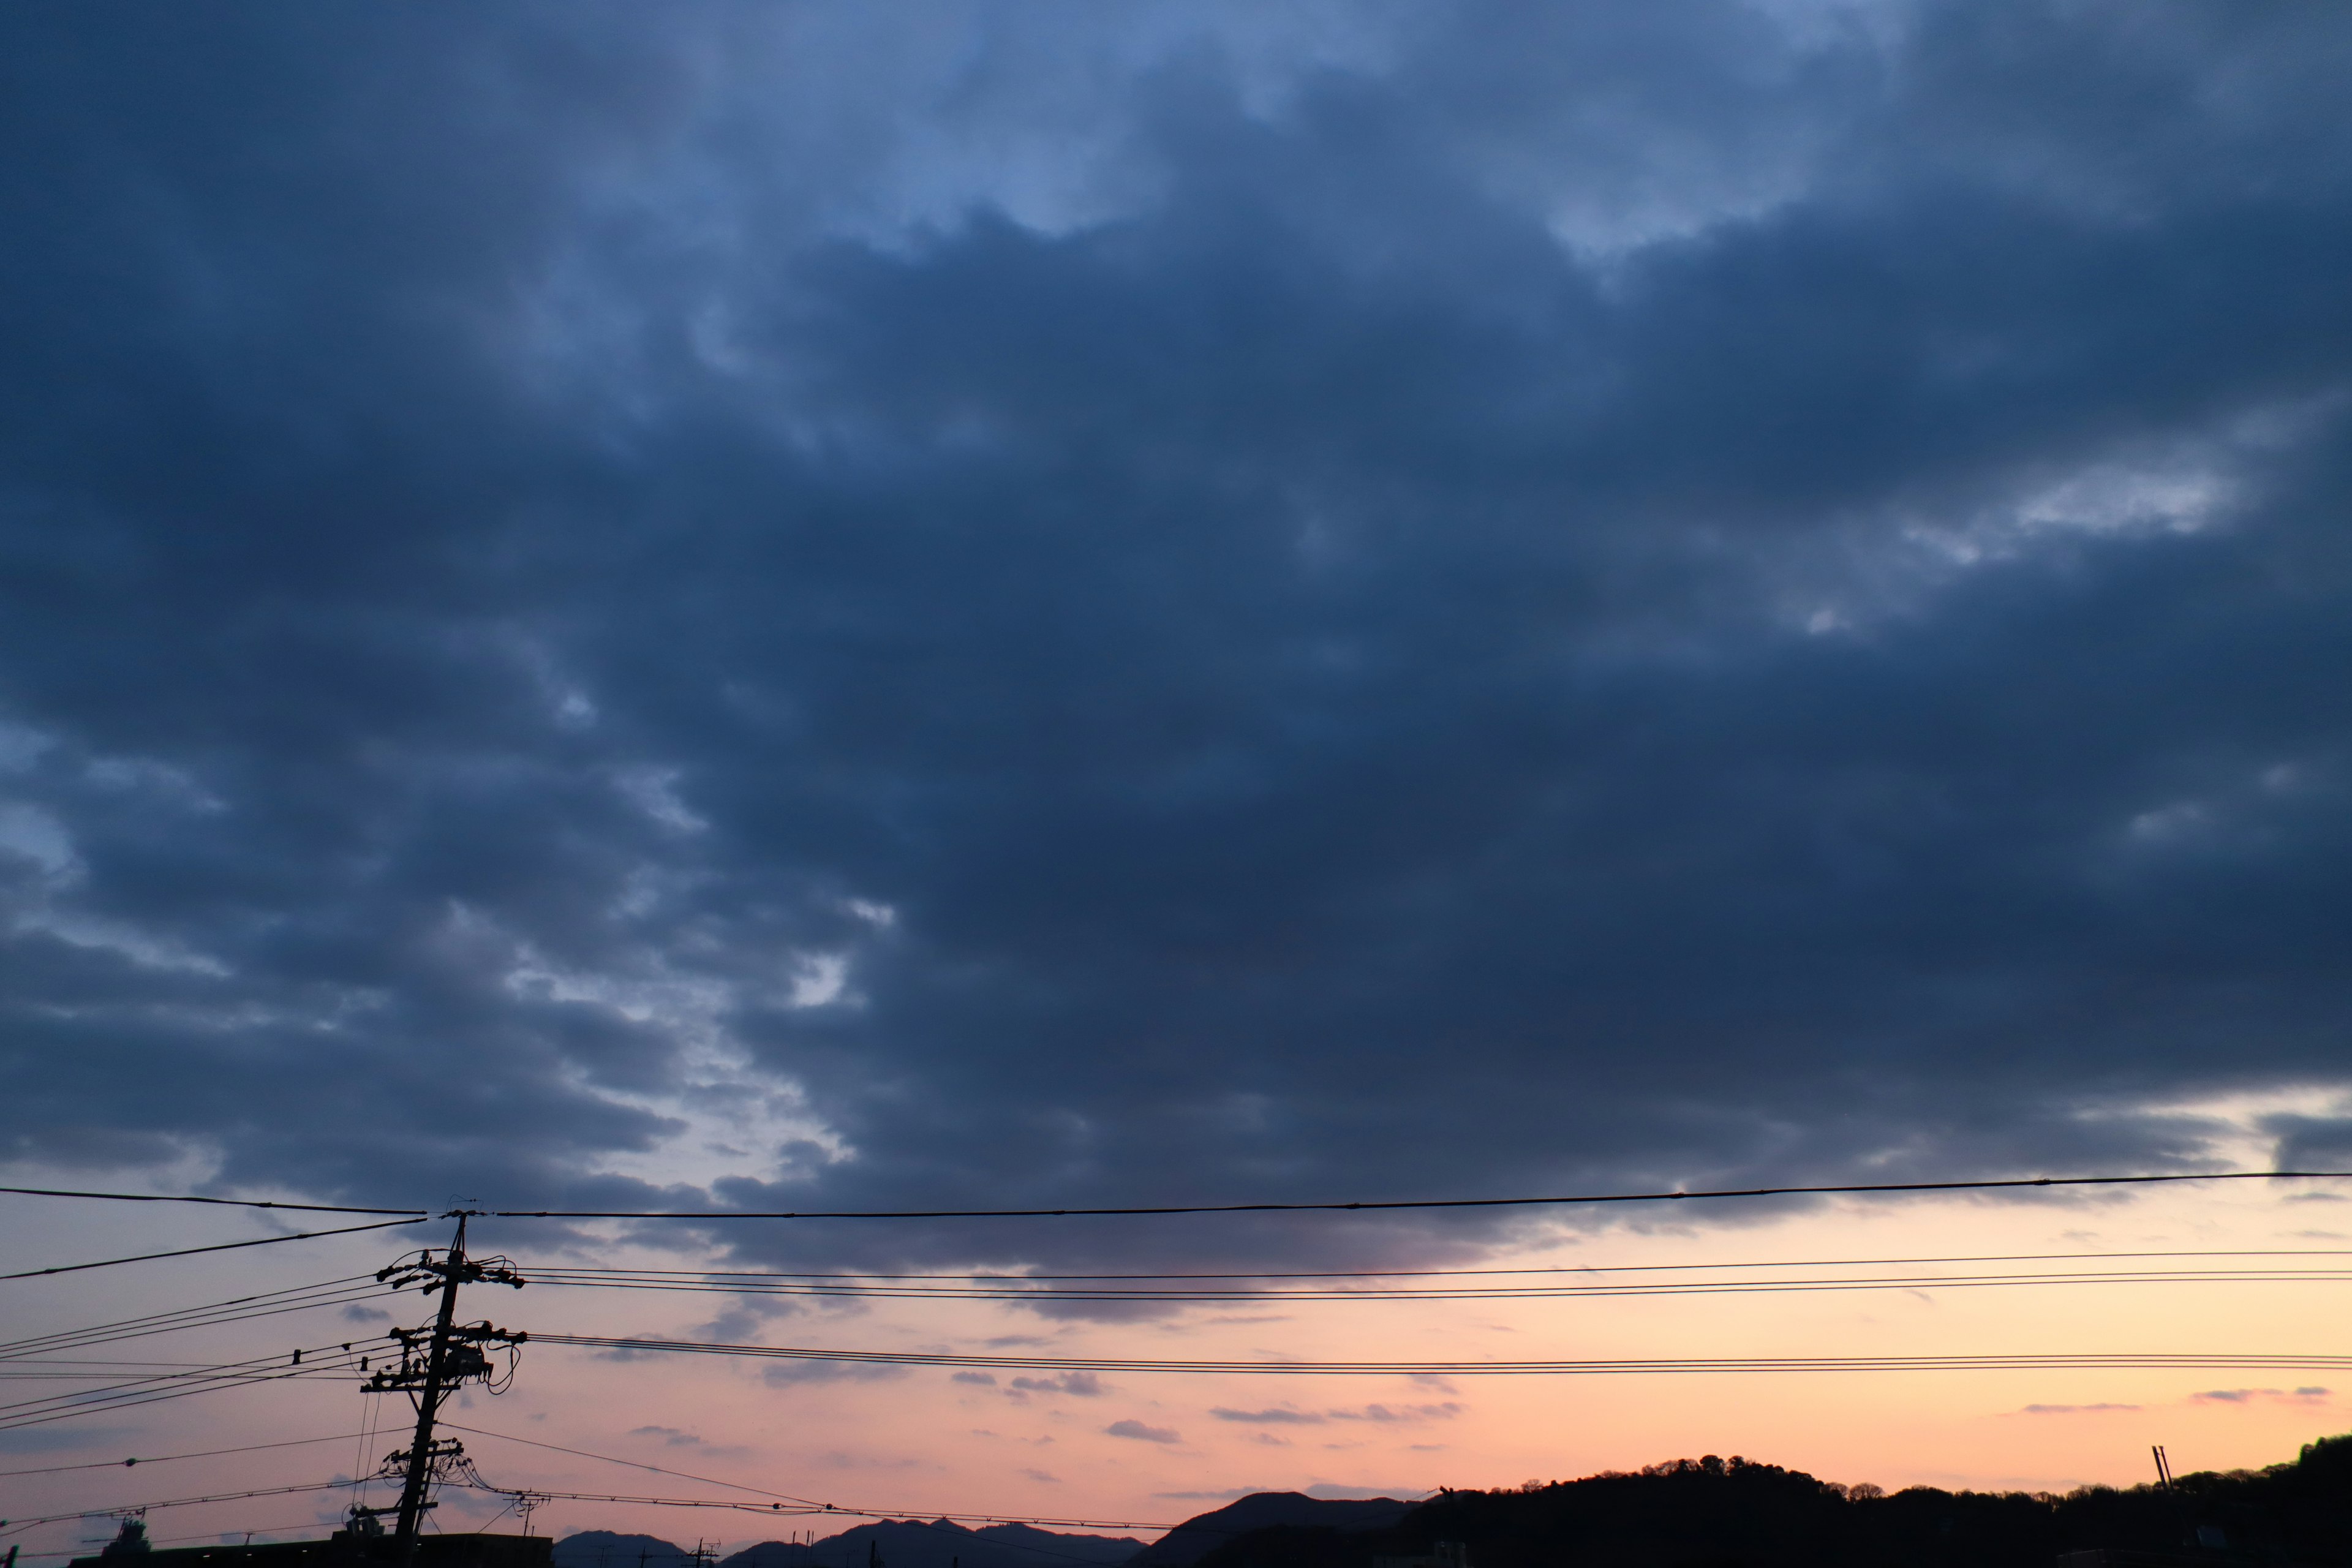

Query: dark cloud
[1106,1420,1183,1444]
[2191,1389,2329,1406]
[761,1362,908,1388]
[1,1,2350,1282]
[1007,1373,1107,1398]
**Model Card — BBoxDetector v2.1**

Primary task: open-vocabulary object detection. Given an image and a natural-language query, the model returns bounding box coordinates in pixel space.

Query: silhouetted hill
[1192,1436,2352,1568]
[718,1517,1140,1568]
[553,1533,693,1568]
[1129,1493,1414,1568]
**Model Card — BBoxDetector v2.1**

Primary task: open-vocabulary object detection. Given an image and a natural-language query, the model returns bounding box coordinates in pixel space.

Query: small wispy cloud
[2193,1387,2330,1405]
[1107,1419,1181,1444]
[760,1361,907,1387]
[1007,1371,1105,1398]
[627,1425,748,1457]
[1328,1403,1462,1423]
[630,1425,707,1447]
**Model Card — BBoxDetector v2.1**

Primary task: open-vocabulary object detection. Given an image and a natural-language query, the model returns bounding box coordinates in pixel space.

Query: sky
[4,0,2352,1553]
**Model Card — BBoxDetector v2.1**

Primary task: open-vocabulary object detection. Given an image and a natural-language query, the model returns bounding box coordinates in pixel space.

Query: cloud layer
[2,1,2350,1275]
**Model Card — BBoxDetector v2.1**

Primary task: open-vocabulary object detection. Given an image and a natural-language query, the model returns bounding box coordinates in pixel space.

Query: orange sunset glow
[6,7,2352,1568]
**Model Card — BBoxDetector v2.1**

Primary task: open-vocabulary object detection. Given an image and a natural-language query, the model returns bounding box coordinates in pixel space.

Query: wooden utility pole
[361,1212,526,1558]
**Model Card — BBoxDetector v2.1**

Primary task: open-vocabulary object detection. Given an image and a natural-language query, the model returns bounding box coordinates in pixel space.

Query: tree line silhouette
[1193,1433,2352,1568]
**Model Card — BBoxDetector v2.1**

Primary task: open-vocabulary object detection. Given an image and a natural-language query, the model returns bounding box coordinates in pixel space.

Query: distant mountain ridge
[553,1533,698,1568]
[551,1490,1405,1568]
[720,1518,1141,1568]
[1124,1493,1414,1568]
[556,1517,1144,1568]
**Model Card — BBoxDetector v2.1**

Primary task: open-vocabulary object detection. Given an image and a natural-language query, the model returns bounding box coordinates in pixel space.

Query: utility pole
[362,1212,526,1558]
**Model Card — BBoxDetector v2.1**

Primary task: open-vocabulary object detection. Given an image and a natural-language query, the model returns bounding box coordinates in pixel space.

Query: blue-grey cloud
[0,1,2348,1284]
[1106,1420,1182,1444]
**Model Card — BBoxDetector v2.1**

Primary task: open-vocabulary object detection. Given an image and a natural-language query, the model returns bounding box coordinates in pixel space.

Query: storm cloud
[1,1,2349,1275]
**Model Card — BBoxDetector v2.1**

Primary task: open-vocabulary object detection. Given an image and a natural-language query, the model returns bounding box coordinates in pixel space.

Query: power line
[486,1169,2352,1221]
[440,1478,1183,1536]
[440,1422,823,1504]
[0,1278,398,1363]
[9,1170,2346,1226]
[529,1333,2352,1378]
[517,1263,2352,1305]
[439,1422,1246,1562]
[0,1186,425,1217]
[0,1218,432,1281]
[0,1345,372,1423]
[0,1479,356,1531]
[0,1341,382,1433]
[511,1245,2352,1283]
[0,1369,369,1434]
[0,1278,371,1355]
[0,1430,369,1479]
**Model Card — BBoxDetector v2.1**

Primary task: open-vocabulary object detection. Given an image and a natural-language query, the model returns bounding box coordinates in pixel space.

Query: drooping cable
[511,1244,2352,1284]
[0,1217,431,1281]
[440,1477,1182,1535]
[8,1169,2348,1226]
[0,1478,360,1531]
[514,1262,2352,1305]
[440,1422,1245,1561]
[488,1169,2352,1220]
[527,1333,2352,1378]
[0,1276,396,1362]
[0,1430,369,1480]
[0,1186,426,1216]
[0,1340,382,1432]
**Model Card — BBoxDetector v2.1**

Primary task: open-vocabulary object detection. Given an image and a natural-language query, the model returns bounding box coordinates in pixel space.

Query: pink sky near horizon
[7,1170,2352,1562]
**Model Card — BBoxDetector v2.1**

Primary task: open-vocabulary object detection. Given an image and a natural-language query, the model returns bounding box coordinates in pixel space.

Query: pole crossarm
[368,1218,528,1555]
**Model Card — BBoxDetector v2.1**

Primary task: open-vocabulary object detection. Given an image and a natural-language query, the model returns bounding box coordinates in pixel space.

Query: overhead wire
[0,1277,377,1356]
[0,1276,398,1362]
[440,1478,1182,1536]
[0,1340,383,1433]
[0,1187,426,1217]
[440,1423,1284,1565]
[516,1262,2352,1305]
[527,1333,2352,1378]
[484,1168,2352,1220]
[442,1422,831,1505]
[0,1218,431,1281]
[508,1245,2352,1283]
[8,1170,2350,1224]
[0,1478,361,1531]
[0,1430,371,1480]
